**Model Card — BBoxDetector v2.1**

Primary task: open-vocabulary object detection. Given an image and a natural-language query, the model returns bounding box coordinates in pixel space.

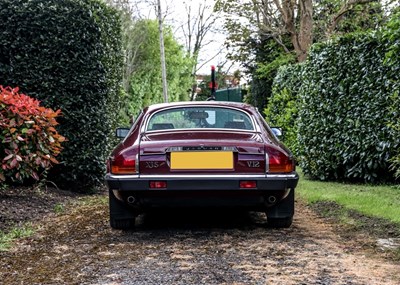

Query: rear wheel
[266,188,295,228]
[110,217,136,230]
[267,216,293,228]
[109,190,136,230]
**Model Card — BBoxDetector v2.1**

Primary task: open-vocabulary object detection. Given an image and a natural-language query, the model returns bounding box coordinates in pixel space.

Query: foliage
[216,0,389,113]
[298,32,398,182]
[0,86,65,183]
[383,11,400,178]
[126,20,193,118]
[388,91,400,179]
[216,0,387,65]
[243,39,295,111]
[0,0,123,191]
[313,0,386,40]
[264,64,303,158]
[0,223,34,251]
[250,51,295,110]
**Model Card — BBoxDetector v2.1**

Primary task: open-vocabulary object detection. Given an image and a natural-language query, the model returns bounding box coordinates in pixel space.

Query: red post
[210,65,216,100]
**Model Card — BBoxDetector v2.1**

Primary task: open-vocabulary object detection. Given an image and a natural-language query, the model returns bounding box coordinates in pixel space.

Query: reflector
[149,181,167,189]
[240,180,257,189]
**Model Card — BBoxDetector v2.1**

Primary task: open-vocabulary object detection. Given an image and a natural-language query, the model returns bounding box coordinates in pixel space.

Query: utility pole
[157,0,168,103]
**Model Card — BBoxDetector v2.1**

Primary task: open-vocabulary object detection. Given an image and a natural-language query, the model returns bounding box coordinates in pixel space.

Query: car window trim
[143,105,256,133]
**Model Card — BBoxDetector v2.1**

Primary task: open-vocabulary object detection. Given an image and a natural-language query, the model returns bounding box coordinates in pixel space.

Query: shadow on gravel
[133,209,270,231]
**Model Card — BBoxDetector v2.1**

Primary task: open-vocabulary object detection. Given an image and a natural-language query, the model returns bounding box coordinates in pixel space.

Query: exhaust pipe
[127,196,136,204]
[267,195,277,204]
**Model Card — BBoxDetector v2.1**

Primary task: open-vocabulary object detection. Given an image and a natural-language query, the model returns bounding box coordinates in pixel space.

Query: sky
[132,0,235,75]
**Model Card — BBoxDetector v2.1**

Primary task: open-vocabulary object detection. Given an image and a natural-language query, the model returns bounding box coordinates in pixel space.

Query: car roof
[144,101,257,114]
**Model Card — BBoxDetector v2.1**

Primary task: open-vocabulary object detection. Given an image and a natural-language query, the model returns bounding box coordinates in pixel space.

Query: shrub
[0,86,65,182]
[264,63,304,158]
[383,12,400,179]
[298,32,398,182]
[267,12,399,183]
[246,53,295,112]
[0,0,123,191]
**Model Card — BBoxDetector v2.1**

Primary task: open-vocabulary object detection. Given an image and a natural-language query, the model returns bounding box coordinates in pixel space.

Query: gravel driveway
[1,197,399,285]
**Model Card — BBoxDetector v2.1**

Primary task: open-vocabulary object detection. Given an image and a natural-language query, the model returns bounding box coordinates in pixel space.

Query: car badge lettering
[145,161,160,168]
[247,161,260,168]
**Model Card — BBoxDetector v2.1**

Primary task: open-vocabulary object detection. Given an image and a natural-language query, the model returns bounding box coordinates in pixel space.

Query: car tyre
[109,191,136,230]
[110,218,136,230]
[267,216,293,228]
[266,189,295,228]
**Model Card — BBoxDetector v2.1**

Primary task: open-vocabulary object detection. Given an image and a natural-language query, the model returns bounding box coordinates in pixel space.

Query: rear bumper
[105,173,298,210]
[106,173,298,190]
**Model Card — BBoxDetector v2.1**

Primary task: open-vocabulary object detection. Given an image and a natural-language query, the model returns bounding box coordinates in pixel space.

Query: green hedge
[298,32,398,182]
[0,0,123,191]
[266,13,400,182]
[264,63,304,158]
[383,12,400,178]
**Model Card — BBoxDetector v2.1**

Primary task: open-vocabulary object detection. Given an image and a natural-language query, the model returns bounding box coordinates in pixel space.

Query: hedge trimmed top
[265,14,400,183]
[0,0,123,190]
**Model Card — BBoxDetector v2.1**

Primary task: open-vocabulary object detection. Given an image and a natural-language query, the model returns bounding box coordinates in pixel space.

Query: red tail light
[269,155,294,173]
[266,146,294,173]
[111,155,136,174]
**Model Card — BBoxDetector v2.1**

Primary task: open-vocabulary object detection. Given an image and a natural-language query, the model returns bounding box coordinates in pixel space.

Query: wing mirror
[115,128,130,139]
[271,127,283,138]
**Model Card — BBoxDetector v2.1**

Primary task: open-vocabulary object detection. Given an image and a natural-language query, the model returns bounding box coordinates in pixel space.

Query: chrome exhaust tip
[127,196,136,204]
[267,195,277,204]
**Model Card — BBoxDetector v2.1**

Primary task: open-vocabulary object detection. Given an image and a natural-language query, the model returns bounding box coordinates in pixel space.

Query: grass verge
[297,170,400,260]
[296,171,400,224]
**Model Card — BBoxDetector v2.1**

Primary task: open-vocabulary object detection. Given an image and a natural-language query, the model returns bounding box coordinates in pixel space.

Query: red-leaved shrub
[0,86,65,182]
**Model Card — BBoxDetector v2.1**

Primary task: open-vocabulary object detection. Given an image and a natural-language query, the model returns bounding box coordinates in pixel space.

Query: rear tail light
[269,156,294,173]
[266,146,295,173]
[111,155,136,174]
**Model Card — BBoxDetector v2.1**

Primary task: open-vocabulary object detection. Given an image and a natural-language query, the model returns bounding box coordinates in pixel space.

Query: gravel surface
[1,197,399,285]
[0,186,81,232]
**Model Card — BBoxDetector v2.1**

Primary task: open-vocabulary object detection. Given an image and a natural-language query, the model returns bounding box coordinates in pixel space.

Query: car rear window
[146,107,254,131]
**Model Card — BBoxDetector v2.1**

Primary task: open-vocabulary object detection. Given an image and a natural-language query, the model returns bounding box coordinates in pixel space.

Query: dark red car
[106,101,298,229]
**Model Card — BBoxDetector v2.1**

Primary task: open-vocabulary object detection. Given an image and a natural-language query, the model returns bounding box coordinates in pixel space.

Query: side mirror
[271,127,283,138]
[116,128,130,139]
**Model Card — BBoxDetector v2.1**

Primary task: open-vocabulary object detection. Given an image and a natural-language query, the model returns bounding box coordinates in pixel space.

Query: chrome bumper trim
[106,173,298,179]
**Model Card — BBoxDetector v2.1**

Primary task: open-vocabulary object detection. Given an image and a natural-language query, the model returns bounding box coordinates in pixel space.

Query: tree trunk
[296,0,313,62]
[279,0,313,62]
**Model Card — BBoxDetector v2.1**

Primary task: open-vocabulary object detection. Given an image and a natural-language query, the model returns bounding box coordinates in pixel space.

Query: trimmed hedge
[266,13,400,182]
[383,12,400,178]
[0,0,123,190]
[264,63,304,158]
[298,32,399,182]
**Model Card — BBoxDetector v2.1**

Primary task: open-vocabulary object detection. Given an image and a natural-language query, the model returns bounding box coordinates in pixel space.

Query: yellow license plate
[170,151,233,170]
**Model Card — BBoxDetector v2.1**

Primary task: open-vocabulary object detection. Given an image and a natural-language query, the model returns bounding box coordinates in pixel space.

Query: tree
[215,0,387,111]
[103,2,194,120]
[172,0,223,100]
[215,0,383,62]
[104,0,146,93]
[127,20,193,115]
